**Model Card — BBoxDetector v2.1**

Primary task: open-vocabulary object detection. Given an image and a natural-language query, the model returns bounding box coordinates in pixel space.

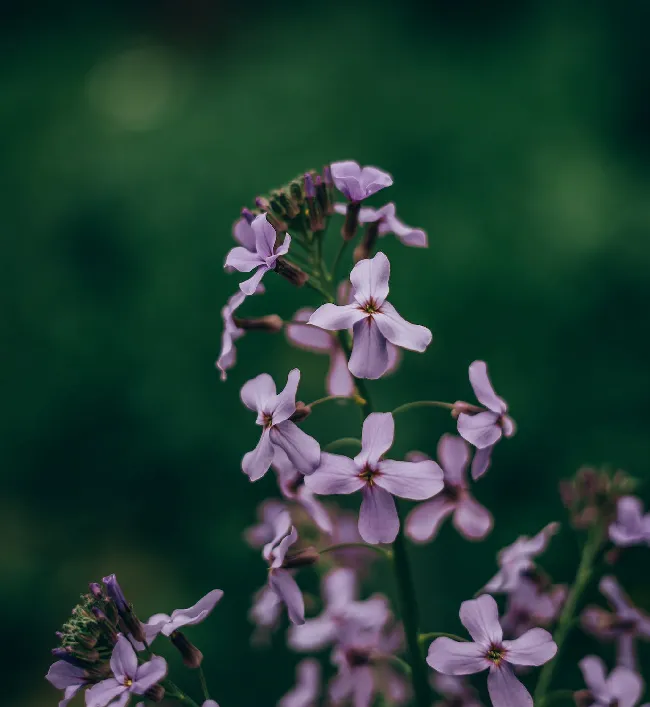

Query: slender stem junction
[324,437,362,453]
[418,632,468,646]
[319,542,392,560]
[307,394,359,409]
[392,400,456,416]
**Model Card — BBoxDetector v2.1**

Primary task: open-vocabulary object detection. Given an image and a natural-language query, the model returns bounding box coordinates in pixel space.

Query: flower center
[262,413,273,428]
[124,678,133,687]
[358,465,378,485]
[486,644,505,666]
[362,297,380,315]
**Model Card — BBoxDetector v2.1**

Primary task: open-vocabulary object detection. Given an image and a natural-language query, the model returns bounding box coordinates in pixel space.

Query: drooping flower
[581,576,650,670]
[244,499,288,549]
[577,655,645,707]
[224,214,291,295]
[483,522,559,594]
[609,496,650,547]
[308,253,432,379]
[279,659,321,707]
[501,577,567,638]
[46,661,90,707]
[305,412,444,543]
[456,361,516,480]
[330,161,393,203]
[248,585,283,644]
[426,595,557,707]
[240,369,321,481]
[405,435,493,543]
[333,202,427,248]
[85,635,167,707]
[431,674,484,707]
[140,589,224,643]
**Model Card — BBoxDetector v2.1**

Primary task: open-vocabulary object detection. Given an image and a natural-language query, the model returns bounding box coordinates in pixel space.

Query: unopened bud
[241,207,256,225]
[354,221,380,263]
[323,165,336,214]
[256,197,287,231]
[290,180,304,205]
[451,400,479,419]
[304,173,316,199]
[276,191,300,219]
[52,647,84,667]
[282,546,320,569]
[77,632,99,650]
[89,582,103,598]
[233,314,283,332]
[145,684,166,702]
[574,689,591,707]
[274,258,308,287]
[290,402,311,423]
[605,547,620,565]
[170,630,203,669]
[341,202,361,241]
[102,574,146,643]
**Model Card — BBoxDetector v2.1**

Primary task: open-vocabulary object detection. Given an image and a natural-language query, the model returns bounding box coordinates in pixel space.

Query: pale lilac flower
[249,585,283,643]
[334,202,427,247]
[85,635,167,707]
[330,161,393,203]
[279,659,321,707]
[581,576,650,670]
[432,674,484,707]
[309,252,432,379]
[46,661,88,707]
[224,214,291,295]
[609,496,650,547]
[426,595,557,707]
[216,290,248,381]
[203,702,220,707]
[578,655,644,707]
[305,412,444,543]
[244,499,288,549]
[240,369,321,481]
[501,578,567,638]
[456,361,516,480]
[406,436,494,543]
[484,522,559,594]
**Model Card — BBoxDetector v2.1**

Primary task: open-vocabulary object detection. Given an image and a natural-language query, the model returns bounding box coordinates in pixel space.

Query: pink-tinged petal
[503,628,556,666]
[437,434,470,486]
[373,302,432,352]
[487,664,532,707]
[426,637,488,675]
[454,497,493,541]
[141,614,169,645]
[327,347,356,397]
[270,525,299,569]
[132,656,168,694]
[253,214,278,259]
[163,589,224,634]
[324,567,357,609]
[85,679,126,707]
[270,421,321,475]
[353,665,375,707]
[240,372,276,412]
[358,485,399,544]
[216,328,242,381]
[349,318,389,379]
[270,369,300,424]
[459,595,503,647]
[384,211,428,247]
[468,361,507,414]
[579,656,608,695]
[355,412,395,467]
[330,160,363,201]
[599,576,630,614]
[288,615,337,651]
[304,453,364,495]
[275,233,291,258]
[471,445,493,480]
[359,166,393,197]
[233,217,256,250]
[609,496,647,547]
[375,459,444,500]
[350,252,390,307]
[279,659,321,707]
[286,309,332,352]
[385,341,402,375]
[242,430,275,481]
[457,412,502,449]
[239,265,269,296]
[46,661,86,690]
[60,684,83,707]
[110,635,137,682]
[249,585,282,629]
[501,415,516,437]
[297,489,333,534]
[609,666,644,707]
[224,246,262,273]
[308,303,367,331]
[269,569,305,625]
[111,693,131,707]
[405,497,456,543]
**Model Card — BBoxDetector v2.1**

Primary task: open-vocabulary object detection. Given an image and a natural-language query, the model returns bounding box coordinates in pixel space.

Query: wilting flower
[330,161,393,203]
[305,412,444,543]
[432,674,484,707]
[609,496,650,547]
[46,661,90,707]
[240,369,320,481]
[406,435,493,543]
[279,659,321,707]
[85,635,167,707]
[483,522,559,594]
[456,361,516,480]
[308,253,432,379]
[224,214,290,295]
[581,576,650,670]
[501,578,567,638]
[577,655,645,707]
[426,595,557,707]
[334,202,427,247]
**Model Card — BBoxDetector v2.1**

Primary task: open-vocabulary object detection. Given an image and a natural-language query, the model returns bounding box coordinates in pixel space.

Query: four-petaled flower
[406,435,493,544]
[46,661,89,707]
[578,655,645,707]
[609,496,650,547]
[279,659,321,707]
[308,253,432,379]
[330,161,393,203]
[224,214,290,295]
[240,369,321,481]
[426,594,557,707]
[334,202,427,247]
[305,412,444,543]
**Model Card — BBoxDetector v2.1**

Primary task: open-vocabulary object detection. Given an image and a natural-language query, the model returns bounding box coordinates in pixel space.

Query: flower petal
[453,497,493,541]
[324,567,357,609]
[579,656,608,696]
[85,679,126,707]
[437,434,470,486]
[487,664,532,707]
[239,265,269,296]
[359,166,393,198]
[165,589,224,634]
[503,628,556,666]
[349,318,389,379]
[327,347,356,397]
[279,659,321,707]
[269,569,305,625]
[355,412,395,467]
[599,576,630,614]
[110,635,137,682]
[373,302,432,352]
[308,303,367,331]
[46,661,86,690]
[132,656,168,694]
[330,160,363,201]
[468,361,507,414]
[470,445,493,480]
[375,459,444,500]
[286,309,332,352]
[224,246,262,273]
[405,497,456,543]
[242,429,275,481]
[253,214,278,259]
[270,368,300,424]
[233,217,256,250]
[609,666,644,707]
[358,485,399,544]
[352,665,375,707]
[270,421,321,475]
[240,373,276,412]
[270,525,299,569]
[288,615,337,652]
[350,252,390,307]
[384,208,428,247]
[459,595,503,646]
[426,637,488,675]
[60,684,83,707]
[304,453,364,495]
[457,411,502,449]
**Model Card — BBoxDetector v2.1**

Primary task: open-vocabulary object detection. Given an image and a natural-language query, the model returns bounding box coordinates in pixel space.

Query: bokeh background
[2,0,649,704]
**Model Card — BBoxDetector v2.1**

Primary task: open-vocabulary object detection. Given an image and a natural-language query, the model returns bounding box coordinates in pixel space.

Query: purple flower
[330,161,393,203]
[581,576,650,670]
[308,252,432,379]
[279,659,321,707]
[405,435,494,543]
[216,290,248,381]
[248,585,283,644]
[501,578,567,638]
[426,595,557,707]
[432,674,484,707]
[141,589,224,644]
[578,655,644,707]
[85,635,167,707]
[305,412,444,544]
[244,498,288,548]
[46,661,89,707]
[456,361,516,480]
[334,202,427,247]
[483,522,559,594]
[609,496,650,547]
[224,214,290,295]
[240,369,321,481]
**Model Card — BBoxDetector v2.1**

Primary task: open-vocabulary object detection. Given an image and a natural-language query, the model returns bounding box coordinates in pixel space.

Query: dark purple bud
[51,647,89,668]
[290,401,311,423]
[323,165,333,186]
[233,314,283,332]
[170,631,203,669]
[89,582,103,598]
[241,207,256,225]
[341,202,361,241]
[274,258,308,287]
[102,574,127,613]
[145,685,166,703]
[282,546,320,569]
[322,165,335,214]
[304,173,316,199]
[353,221,380,263]
[102,574,146,643]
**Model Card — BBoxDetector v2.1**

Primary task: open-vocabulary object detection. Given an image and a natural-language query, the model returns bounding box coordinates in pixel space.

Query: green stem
[418,632,468,646]
[198,666,210,701]
[319,542,392,560]
[307,394,358,409]
[540,689,576,706]
[336,331,372,417]
[533,526,605,704]
[304,278,334,302]
[330,239,350,281]
[392,400,456,416]
[323,437,362,453]
[162,678,202,707]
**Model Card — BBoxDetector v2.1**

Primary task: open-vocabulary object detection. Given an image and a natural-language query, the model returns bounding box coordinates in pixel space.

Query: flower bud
[322,165,335,214]
[241,207,256,225]
[354,221,380,263]
[304,173,316,199]
[145,685,166,702]
[290,180,304,205]
[574,689,592,707]
[341,202,361,241]
[274,258,308,287]
[170,630,203,669]
[233,314,283,332]
[89,582,103,598]
[282,546,320,569]
[102,574,146,644]
[290,401,311,423]
[256,197,287,232]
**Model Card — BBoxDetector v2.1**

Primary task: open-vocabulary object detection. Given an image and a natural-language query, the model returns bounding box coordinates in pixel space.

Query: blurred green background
[2,0,649,704]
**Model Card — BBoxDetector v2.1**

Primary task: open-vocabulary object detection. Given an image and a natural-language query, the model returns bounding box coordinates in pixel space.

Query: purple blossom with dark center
[240,369,321,481]
[279,659,321,707]
[501,577,567,638]
[309,252,431,379]
[305,412,444,544]
[333,202,427,247]
[330,161,393,203]
[578,655,645,707]
[581,576,650,670]
[46,661,89,707]
[224,214,290,295]
[426,595,557,707]
[456,361,516,480]
[405,435,494,544]
[609,496,650,547]
[432,674,484,707]
[85,635,167,707]
[483,522,559,594]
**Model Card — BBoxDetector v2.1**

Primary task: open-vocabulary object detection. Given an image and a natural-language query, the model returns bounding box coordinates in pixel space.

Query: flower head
[330,161,393,202]
[578,655,644,707]
[334,202,427,247]
[609,496,650,547]
[305,412,443,543]
[240,369,321,481]
[501,577,567,638]
[426,595,557,707]
[406,435,493,544]
[308,253,432,379]
[279,659,321,707]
